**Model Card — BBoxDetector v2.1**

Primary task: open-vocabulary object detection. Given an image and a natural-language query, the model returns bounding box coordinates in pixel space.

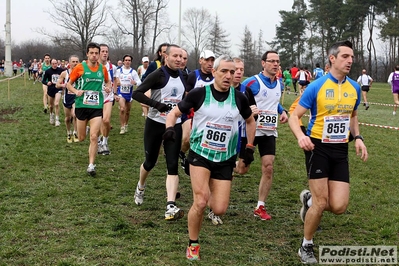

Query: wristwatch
[354,135,364,141]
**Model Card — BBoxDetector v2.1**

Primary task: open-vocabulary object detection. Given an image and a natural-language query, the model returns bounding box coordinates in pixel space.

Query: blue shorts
[118,93,132,102]
[63,93,76,109]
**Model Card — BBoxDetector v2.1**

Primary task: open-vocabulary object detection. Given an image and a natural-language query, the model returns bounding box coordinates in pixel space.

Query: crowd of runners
[24,39,399,263]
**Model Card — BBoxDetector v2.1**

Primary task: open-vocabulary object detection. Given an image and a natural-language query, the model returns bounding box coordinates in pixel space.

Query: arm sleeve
[177,87,206,113]
[132,70,142,86]
[103,66,109,83]
[236,92,252,120]
[245,87,256,106]
[132,69,163,107]
[186,72,197,92]
[68,64,84,84]
[141,61,156,81]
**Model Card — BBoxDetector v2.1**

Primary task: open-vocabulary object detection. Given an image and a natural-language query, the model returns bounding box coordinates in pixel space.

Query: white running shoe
[55,120,61,127]
[49,113,55,125]
[208,211,223,225]
[300,189,311,223]
[102,143,110,155]
[120,126,126,135]
[165,205,184,221]
[393,111,396,115]
[134,184,145,205]
[87,164,96,176]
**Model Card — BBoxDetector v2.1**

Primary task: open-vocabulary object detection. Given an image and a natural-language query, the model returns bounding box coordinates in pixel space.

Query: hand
[355,139,368,161]
[280,111,288,124]
[243,144,255,166]
[162,127,176,142]
[154,102,171,112]
[76,90,84,97]
[114,94,120,102]
[250,105,259,116]
[298,135,314,151]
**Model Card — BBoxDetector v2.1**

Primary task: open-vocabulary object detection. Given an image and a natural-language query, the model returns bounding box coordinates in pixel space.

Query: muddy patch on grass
[0,107,22,123]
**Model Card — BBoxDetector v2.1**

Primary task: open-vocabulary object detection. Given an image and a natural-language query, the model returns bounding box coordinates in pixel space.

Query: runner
[67,42,111,176]
[164,55,256,260]
[42,58,64,126]
[41,54,52,113]
[114,54,142,134]
[56,55,80,143]
[357,69,373,110]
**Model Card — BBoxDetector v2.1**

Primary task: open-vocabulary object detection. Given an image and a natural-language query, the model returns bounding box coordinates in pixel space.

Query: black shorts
[305,138,349,182]
[299,80,310,86]
[75,108,103,121]
[361,85,370,92]
[63,93,76,109]
[187,149,236,181]
[47,87,62,98]
[238,135,276,159]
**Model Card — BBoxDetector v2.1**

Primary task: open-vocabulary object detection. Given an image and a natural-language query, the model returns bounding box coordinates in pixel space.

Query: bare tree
[106,27,129,51]
[182,7,213,66]
[39,0,108,58]
[110,0,170,67]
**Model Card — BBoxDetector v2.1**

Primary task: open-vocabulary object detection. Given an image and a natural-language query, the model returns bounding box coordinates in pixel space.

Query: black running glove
[162,127,176,142]
[243,144,255,166]
[154,102,171,113]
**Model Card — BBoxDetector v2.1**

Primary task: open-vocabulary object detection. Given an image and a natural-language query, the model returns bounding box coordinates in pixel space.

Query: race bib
[257,110,278,130]
[52,74,59,84]
[160,98,180,116]
[200,122,232,152]
[120,85,131,94]
[83,91,100,106]
[322,115,350,143]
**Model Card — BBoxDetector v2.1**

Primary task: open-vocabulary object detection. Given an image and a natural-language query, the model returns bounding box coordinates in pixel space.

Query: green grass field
[0,75,398,265]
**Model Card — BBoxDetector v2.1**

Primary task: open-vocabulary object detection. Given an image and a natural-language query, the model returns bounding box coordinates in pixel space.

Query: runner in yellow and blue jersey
[289,40,368,264]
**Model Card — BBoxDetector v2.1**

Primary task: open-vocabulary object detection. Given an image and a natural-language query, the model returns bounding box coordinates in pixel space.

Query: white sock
[137,182,146,190]
[56,116,59,121]
[102,136,109,145]
[257,201,265,208]
[303,238,313,246]
[307,198,312,207]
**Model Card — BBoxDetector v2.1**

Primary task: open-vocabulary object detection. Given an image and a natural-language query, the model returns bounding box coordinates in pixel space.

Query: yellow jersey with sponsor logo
[298,73,361,142]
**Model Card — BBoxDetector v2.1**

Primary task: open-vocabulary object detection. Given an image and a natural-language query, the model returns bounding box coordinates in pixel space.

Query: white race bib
[83,91,100,106]
[322,115,350,143]
[257,110,278,130]
[200,122,232,152]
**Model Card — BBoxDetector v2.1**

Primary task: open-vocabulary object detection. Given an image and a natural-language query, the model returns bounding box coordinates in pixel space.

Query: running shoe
[134,185,145,205]
[186,244,200,260]
[49,113,55,125]
[298,243,317,264]
[165,205,184,221]
[120,126,126,135]
[43,107,47,114]
[55,120,61,127]
[73,133,79,142]
[300,189,311,223]
[67,134,72,143]
[97,144,104,154]
[87,164,96,177]
[365,103,369,110]
[253,205,271,220]
[102,143,110,155]
[393,111,396,115]
[208,211,223,225]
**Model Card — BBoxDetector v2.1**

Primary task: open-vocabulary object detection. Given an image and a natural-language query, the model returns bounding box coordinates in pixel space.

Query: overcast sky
[0,0,294,56]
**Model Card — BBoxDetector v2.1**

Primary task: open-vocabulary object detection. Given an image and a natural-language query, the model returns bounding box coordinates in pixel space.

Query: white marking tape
[361,101,397,107]
[358,122,399,130]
